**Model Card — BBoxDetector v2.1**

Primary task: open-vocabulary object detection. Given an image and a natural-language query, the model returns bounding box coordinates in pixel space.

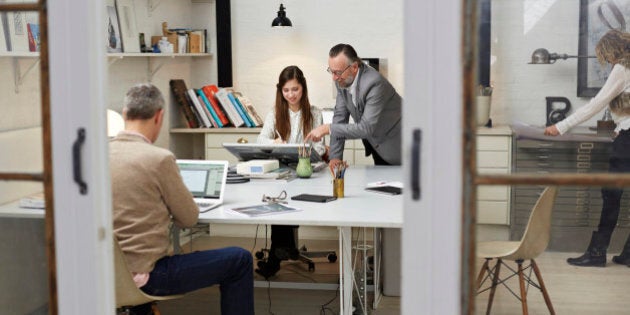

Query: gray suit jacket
[329,64,402,165]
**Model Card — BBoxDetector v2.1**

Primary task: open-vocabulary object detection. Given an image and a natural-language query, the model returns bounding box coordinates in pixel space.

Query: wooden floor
[475,251,630,315]
[158,236,400,315]
[155,236,630,314]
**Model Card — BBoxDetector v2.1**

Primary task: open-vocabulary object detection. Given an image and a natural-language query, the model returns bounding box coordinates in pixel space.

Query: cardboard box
[150,34,178,53]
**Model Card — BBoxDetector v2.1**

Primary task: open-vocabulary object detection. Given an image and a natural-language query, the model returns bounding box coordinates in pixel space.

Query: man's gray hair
[123,83,165,120]
[329,43,362,65]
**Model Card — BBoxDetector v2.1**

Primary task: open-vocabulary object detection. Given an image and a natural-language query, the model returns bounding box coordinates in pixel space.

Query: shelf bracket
[108,55,124,67]
[13,57,40,94]
[147,0,163,17]
[147,56,172,82]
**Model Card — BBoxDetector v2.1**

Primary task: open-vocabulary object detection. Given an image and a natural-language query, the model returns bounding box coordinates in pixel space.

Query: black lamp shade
[272,4,292,27]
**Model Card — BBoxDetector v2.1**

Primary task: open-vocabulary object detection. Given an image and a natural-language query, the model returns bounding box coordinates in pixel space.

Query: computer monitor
[222,143,322,166]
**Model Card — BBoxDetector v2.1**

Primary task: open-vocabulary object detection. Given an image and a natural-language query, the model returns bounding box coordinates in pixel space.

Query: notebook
[177,159,229,212]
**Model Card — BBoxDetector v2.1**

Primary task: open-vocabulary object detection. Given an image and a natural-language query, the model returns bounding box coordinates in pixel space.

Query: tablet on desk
[291,194,337,203]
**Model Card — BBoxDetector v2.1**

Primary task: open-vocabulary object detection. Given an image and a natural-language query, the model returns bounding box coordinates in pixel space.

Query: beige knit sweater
[110,132,199,273]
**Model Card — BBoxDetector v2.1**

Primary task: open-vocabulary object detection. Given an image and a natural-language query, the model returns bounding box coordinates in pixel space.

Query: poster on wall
[106,0,122,53]
[578,0,630,97]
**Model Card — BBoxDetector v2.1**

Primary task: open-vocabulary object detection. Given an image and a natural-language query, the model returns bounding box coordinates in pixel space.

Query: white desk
[0,166,403,315]
[200,165,402,315]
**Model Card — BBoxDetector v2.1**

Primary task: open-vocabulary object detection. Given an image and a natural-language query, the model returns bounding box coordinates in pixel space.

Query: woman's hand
[544,125,560,136]
[273,137,286,144]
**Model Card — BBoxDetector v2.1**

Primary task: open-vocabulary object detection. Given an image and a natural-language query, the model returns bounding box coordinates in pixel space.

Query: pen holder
[296,157,313,178]
[333,179,344,198]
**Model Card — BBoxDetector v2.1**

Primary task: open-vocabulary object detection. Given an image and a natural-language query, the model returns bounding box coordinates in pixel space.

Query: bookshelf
[107,53,213,80]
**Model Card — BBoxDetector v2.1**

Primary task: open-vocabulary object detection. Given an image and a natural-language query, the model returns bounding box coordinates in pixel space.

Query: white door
[402,0,462,313]
[49,0,115,313]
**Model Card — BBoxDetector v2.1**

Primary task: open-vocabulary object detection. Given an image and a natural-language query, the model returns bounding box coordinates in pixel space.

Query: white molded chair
[114,238,183,314]
[476,186,558,315]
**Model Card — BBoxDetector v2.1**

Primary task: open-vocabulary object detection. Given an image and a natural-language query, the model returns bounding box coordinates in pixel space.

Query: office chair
[114,237,184,315]
[476,186,558,315]
[255,225,337,276]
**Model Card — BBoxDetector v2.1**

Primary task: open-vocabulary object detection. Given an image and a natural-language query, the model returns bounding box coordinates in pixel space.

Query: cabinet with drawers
[171,128,375,165]
[477,126,513,225]
[512,136,630,251]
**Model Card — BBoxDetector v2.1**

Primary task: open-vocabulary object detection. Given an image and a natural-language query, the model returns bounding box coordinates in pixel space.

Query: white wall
[491,0,596,127]
[231,0,404,116]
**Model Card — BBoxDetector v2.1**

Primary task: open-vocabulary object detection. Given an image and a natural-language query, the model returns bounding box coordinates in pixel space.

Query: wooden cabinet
[477,125,513,225]
[171,129,377,165]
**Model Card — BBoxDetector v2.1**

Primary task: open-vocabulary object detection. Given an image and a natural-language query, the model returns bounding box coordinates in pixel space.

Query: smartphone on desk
[365,186,402,195]
[291,194,337,203]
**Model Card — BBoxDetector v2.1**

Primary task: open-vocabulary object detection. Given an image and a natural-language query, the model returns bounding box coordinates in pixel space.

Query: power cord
[319,285,339,315]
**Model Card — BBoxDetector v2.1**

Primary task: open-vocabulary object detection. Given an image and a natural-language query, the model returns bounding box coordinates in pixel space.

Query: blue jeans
[140,246,254,315]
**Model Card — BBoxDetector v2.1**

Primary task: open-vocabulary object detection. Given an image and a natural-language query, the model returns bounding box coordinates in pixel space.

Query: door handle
[411,129,421,200]
[72,128,88,195]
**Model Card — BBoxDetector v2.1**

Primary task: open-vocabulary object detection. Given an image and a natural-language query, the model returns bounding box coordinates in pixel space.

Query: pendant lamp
[272,3,292,27]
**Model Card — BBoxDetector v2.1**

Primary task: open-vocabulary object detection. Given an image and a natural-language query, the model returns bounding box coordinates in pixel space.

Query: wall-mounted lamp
[271,4,292,27]
[529,48,595,64]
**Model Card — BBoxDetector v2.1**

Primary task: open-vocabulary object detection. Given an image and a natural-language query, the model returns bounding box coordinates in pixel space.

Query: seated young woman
[255,65,325,278]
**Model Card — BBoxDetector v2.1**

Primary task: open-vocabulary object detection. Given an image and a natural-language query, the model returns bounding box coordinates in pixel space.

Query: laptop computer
[176,159,229,213]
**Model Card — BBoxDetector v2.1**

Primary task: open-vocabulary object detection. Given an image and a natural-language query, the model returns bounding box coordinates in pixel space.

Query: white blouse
[556,64,630,134]
[257,106,326,156]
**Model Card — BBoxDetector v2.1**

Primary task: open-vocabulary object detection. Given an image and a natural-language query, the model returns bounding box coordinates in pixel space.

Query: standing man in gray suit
[305,43,402,166]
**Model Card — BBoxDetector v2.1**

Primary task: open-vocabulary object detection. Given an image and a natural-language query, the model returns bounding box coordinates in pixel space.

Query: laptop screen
[178,162,226,199]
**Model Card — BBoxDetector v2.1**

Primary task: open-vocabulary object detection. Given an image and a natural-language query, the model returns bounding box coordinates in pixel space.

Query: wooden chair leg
[531,259,555,315]
[517,260,528,315]
[486,258,502,315]
[151,302,161,315]
[477,258,490,290]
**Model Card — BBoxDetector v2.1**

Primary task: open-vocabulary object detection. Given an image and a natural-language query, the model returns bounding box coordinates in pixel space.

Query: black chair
[255,225,337,278]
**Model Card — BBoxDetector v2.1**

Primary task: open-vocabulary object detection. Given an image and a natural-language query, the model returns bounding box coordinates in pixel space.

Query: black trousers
[598,130,630,243]
[362,139,392,166]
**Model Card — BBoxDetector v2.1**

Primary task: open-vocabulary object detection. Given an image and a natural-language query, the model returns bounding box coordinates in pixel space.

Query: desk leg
[373,228,382,309]
[339,226,352,315]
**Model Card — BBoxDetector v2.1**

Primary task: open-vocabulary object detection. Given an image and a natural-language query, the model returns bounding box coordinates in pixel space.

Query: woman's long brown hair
[275,66,313,140]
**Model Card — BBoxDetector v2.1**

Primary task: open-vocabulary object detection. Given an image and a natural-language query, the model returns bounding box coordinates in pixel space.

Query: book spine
[196,89,223,127]
[227,92,253,127]
[232,95,256,127]
[216,89,245,127]
[184,90,206,128]
[169,80,199,128]
[202,85,230,126]
[236,95,264,127]
[200,95,219,128]
[187,89,212,128]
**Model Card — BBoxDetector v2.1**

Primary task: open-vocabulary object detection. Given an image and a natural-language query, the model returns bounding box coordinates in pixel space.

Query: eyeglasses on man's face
[326,64,352,77]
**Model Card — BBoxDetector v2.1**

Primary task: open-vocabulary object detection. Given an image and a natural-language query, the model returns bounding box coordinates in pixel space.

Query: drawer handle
[237,137,248,143]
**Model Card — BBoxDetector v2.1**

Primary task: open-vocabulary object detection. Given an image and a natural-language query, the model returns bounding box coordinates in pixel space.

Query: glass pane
[475,0,630,177]
[0,9,48,313]
[473,0,630,312]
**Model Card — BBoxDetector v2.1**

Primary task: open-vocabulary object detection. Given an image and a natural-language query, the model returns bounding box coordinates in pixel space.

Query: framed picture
[106,0,122,53]
[116,0,140,53]
[8,10,28,52]
[578,0,630,97]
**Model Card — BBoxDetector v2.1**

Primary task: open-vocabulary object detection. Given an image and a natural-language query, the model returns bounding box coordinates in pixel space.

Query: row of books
[0,11,40,53]
[170,79,264,129]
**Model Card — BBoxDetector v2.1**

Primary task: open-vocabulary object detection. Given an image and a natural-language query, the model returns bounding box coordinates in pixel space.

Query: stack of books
[169,79,264,129]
